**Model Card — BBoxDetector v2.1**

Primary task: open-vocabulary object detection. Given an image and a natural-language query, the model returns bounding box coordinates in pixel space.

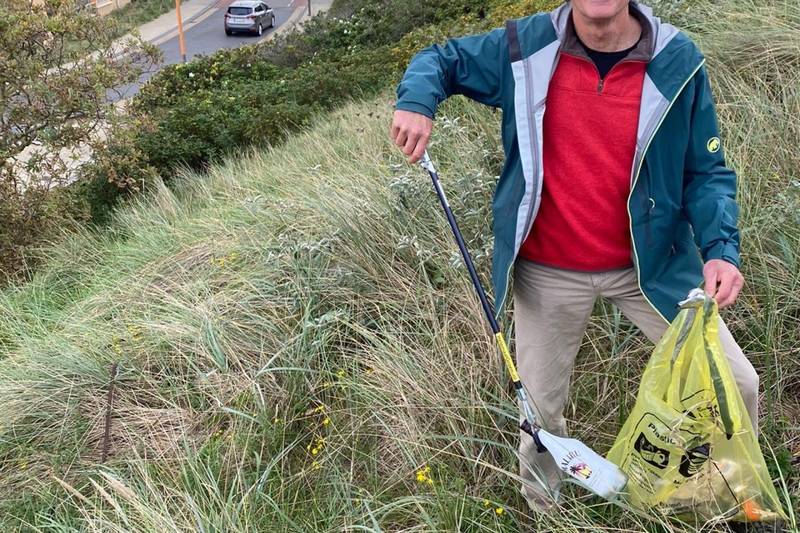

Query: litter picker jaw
[419,151,628,502]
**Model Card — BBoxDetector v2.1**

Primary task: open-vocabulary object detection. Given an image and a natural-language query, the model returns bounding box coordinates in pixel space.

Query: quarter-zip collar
[558,2,654,64]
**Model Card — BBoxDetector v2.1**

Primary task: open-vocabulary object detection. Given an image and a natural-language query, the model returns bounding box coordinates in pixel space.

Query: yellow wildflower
[495,507,504,516]
[483,499,491,507]
[415,466,434,486]
[322,417,331,426]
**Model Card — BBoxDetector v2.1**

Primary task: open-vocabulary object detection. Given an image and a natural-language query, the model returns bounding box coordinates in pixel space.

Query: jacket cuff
[394,100,435,119]
[704,241,741,268]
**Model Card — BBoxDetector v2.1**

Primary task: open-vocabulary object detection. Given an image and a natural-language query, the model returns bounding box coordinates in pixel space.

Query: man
[391,0,759,514]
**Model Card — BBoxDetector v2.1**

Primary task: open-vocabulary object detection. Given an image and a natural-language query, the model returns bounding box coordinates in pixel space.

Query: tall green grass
[0,0,797,530]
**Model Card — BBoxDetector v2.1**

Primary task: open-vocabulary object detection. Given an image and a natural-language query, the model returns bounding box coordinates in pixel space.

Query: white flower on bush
[188,72,195,78]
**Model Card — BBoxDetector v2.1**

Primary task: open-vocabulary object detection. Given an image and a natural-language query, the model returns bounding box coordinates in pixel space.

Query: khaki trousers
[512,258,760,509]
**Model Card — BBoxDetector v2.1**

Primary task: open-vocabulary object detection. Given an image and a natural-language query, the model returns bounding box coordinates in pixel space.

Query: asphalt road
[112,0,304,101]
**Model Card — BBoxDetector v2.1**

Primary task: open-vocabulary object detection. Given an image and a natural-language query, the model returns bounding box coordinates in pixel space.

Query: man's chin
[572,0,628,22]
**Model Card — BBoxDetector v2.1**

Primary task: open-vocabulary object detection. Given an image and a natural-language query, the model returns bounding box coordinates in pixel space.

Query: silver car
[224,0,275,37]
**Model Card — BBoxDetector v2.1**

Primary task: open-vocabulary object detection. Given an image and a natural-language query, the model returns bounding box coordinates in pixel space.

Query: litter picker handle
[419,151,542,446]
[420,152,500,334]
[419,151,525,388]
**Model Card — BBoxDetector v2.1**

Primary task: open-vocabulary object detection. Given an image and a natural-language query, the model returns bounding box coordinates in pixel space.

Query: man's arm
[682,65,744,307]
[391,27,508,162]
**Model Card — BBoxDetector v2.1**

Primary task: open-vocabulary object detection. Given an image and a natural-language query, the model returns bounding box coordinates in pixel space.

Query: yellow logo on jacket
[707,137,721,153]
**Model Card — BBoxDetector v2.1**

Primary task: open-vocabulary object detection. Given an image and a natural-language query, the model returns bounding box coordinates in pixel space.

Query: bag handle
[679,289,740,439]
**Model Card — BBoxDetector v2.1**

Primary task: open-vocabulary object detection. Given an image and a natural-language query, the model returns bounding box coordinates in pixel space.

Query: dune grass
[0,0,797,531]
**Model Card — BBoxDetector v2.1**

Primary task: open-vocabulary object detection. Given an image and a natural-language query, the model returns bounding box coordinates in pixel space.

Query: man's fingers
[703,260,745,308]
[394,128,408,148]
[402,131,421,156]
[704,267,719,297]
[391,111,433,163]
[409,132,429,163]
[715,272,734,307]
[718,274,744,308]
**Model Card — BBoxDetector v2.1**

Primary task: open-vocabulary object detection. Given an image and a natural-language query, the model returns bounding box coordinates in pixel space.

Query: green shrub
[71,119,162,226]
[126,43,396,176]
[132,48,284,112]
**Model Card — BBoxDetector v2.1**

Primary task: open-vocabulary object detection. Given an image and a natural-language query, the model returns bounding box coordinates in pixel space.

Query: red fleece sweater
[519,52,647,271]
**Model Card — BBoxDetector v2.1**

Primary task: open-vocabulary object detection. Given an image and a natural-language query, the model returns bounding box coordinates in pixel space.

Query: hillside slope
[0,0,798,530]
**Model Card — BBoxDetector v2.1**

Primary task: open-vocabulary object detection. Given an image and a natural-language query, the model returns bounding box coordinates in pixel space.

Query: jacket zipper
[626,58,706,324]
[593,56,642,94]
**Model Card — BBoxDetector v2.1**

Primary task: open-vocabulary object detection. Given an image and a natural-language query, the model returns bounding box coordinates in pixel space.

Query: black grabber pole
[418,151,544,449]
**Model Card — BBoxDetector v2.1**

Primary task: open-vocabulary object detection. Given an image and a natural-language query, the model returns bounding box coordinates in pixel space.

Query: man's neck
[572,4,642,52]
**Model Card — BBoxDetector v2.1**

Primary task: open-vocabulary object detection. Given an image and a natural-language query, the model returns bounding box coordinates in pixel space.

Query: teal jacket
[395,1,740,323]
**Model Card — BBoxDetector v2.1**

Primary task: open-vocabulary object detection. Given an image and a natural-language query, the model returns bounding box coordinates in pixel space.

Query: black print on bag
[678,443,710,477]
[633,432,670,469]
[681,390,720,423]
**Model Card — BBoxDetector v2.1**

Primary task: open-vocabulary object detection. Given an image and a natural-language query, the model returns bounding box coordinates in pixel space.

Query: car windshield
[228,7,252,15]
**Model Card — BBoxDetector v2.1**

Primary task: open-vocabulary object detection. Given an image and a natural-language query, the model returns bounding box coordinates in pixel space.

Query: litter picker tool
[419,151,628,501]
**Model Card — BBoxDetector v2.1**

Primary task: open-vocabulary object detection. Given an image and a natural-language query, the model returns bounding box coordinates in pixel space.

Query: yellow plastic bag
[607,289,787,522]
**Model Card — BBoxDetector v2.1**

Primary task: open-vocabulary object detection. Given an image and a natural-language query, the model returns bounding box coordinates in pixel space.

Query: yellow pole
[175,0,187,63]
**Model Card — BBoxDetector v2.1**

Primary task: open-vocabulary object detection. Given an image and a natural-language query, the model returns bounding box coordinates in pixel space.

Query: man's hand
[390,110,433,163]
[703,259,744,308]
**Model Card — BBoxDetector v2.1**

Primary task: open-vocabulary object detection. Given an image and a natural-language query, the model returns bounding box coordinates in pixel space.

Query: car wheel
[269,15,275,28]
[257,23,263,36]
[225,28,232,36]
